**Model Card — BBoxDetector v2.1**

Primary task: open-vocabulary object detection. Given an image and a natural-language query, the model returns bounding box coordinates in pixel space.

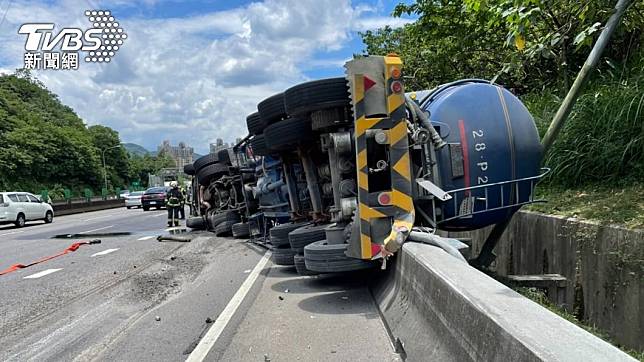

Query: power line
[0,0,14,31]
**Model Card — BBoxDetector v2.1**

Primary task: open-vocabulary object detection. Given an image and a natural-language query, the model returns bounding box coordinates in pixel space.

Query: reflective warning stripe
[382,56,414,253]
[350,56,415,259]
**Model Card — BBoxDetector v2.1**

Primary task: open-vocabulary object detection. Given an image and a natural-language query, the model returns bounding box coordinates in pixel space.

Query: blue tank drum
[418,81,543,231]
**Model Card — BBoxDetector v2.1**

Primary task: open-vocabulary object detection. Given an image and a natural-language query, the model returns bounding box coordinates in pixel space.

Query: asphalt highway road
[0,207,398,361]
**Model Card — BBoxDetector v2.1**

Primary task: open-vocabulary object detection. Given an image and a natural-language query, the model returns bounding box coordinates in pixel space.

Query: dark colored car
[141,186,169,211]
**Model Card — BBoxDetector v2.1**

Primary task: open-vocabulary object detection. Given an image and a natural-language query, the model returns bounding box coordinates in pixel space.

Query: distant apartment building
[158,140,194,169]
[209,138,229,154]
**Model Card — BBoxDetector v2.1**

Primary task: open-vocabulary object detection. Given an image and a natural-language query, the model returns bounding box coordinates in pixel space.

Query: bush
[523,56,644,187]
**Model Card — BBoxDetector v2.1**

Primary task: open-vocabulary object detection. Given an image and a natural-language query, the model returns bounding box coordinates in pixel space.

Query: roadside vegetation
[360,0,644,228]
[0,70,174,198]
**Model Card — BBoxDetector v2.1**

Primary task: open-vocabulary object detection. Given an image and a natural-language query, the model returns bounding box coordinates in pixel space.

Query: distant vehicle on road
[125,191,145,209]
[0,192,54,227]
[141,187,169,211]
[119,190,130,198]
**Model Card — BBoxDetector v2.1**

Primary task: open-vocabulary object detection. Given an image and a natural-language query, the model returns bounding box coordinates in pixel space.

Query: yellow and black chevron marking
[351,55,415,260]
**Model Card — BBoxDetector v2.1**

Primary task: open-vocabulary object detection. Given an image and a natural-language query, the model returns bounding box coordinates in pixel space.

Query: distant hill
[123,143,150,156]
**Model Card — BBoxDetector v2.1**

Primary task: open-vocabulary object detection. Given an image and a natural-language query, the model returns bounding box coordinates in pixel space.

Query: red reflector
[391,81,403,93]
[364,76,376,92]
[378,192,391,205]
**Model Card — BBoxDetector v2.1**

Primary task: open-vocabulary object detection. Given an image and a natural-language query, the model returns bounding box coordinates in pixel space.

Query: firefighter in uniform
[179,186,187,219]
[166,181,183,227]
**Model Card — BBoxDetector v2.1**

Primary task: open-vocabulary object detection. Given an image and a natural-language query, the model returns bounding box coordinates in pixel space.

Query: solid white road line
[90,248,119,257]
[24,268,63,279]
[185,251,272,362]
[150,212,166,217]
[78,225,113,234]
[137,236,156,241]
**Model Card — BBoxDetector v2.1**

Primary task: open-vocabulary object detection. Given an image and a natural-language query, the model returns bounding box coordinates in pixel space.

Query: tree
[0,72,129,194]
[466,0,644,90]
[361,0,643,92]
[127,153,175,188]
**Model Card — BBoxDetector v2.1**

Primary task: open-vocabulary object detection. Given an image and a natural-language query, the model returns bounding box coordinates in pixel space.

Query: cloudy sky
[0,0,412,154]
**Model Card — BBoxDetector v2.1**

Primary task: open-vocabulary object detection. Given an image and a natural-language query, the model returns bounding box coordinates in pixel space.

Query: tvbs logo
[18,10,127,70]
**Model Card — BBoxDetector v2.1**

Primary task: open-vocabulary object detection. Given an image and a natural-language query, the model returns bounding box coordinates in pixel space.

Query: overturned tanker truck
[191,54,547,275]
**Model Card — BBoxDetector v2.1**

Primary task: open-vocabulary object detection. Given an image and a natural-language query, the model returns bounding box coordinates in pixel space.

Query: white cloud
[0,0,410,153]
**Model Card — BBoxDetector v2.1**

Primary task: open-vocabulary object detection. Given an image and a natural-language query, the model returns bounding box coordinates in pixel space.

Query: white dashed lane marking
[90,248,119,257]
[78,225,113,234]
[137,236,156,241]
[0,230,24,236]
[24,268,63,279]
[84,215,112,222]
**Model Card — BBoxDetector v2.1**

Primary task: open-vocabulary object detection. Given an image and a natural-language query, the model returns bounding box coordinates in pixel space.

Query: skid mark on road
[24,268,63,279]
[90,248,119,257]
[186,251,272,362]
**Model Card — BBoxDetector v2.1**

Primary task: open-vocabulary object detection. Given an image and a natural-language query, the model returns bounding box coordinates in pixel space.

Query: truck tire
[217,149,231,164]
[264,117,313,151]
[210,210,241,227]
[284,78,350,116]
[193,153,219,172]
[258,93,286,124]
[215,220,235,236]
[304,240,377,273]
[270,221,311,240]
[250,134,270,156]
[187,216,207,229]
[197,163,229,186]
[289,224,328,254]
[247,112,266,135]
[272,246,295,266]
[183,163,196,175]
[270,236,289,248]
[232,222,250,238]
[294,254,318,276]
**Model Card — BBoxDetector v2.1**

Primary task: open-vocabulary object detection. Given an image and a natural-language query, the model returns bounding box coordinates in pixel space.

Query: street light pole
[102,144,121,193]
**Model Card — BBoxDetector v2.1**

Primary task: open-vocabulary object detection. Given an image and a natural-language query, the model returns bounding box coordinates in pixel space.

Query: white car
[125,191,144,209]
[0,192,54,227]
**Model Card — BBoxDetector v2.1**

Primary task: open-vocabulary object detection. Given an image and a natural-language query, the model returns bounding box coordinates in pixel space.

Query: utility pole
[474,0,634,269]
[541,0,633,153]
[102,144,121,193]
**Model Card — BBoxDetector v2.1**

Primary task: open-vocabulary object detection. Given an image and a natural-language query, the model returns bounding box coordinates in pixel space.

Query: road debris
[157,235,192,242]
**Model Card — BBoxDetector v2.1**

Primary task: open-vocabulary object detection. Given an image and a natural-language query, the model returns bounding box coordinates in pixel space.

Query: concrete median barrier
[371,242,635,361]
[52,198,125,216]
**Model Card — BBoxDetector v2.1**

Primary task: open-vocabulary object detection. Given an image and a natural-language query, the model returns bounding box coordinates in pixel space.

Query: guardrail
[52,198,125,216]
[371,242,635,361]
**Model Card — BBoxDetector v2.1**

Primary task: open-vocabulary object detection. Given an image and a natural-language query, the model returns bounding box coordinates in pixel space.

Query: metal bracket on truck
[345,55,415,259]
